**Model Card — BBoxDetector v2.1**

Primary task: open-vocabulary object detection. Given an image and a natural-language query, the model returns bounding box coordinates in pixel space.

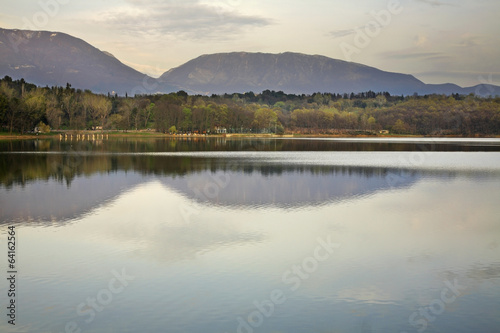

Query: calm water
[1,137,500,333]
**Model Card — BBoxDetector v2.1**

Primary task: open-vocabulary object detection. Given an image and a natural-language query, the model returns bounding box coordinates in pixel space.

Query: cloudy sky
[1,0,499,86]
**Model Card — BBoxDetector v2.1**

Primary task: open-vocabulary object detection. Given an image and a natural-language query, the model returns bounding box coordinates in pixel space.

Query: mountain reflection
[2,138,500,224]
[2,139,499,333]
[163,167,419,208]
[1,151,423,223]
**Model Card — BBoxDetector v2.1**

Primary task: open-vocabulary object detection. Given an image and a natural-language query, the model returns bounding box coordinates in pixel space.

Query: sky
[1,0,499,87]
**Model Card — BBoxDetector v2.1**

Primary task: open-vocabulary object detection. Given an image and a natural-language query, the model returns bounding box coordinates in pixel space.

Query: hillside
[159,52,500,96]
[0,28,160,95]
[159,52,427,95]
[1,28,499,96]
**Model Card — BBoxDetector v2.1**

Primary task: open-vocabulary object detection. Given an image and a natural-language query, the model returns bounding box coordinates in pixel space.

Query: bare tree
[46,94,63,130]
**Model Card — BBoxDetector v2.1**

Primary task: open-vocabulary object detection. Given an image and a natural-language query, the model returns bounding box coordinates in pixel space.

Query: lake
[1,137,500,333]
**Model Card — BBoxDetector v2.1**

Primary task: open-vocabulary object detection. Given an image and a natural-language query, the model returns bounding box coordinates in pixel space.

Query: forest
[1,76,499,136]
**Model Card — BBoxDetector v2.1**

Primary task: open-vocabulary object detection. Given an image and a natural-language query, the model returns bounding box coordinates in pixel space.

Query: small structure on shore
[58,132,109,141]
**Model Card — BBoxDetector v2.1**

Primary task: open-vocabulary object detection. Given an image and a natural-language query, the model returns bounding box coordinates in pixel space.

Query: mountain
[159,52,500,96]
[0,28,172,95]
[1,28,499,96]
[160,52,425,95]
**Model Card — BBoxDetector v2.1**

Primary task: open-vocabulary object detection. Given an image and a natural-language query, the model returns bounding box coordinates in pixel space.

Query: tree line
[1,76,499,136]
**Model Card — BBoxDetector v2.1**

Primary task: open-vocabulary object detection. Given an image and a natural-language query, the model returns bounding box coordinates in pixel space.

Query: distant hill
[1,28,499,96]
[159,52,426,95]
[0,28,173,95]
[159,52,500,96]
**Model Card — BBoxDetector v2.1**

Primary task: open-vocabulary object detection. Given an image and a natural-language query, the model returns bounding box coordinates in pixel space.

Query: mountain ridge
[0,28,159,95]
[1,28,499,97]
[159,51,427,95]
[158,51,496,96]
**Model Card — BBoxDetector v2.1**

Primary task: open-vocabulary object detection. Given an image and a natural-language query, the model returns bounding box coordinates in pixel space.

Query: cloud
[329,29,356,39]
[94,0,271,41]
[381,51,448,60]
[329,22,384,40]
[455,33,480,47]
[413,0,457,7]
[414,34,428,47]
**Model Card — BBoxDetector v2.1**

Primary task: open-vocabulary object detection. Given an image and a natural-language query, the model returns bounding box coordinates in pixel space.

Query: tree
[1,76,500,136]
[154,96,182,133]
[132,99,153,130]
[0,94,8,127]
[36,121,51,133]
[179,107,192,131]
[62,93,78,129]
[211,104,228,130]
[375,95,387,107]
[20,88,46,133]
[392,119,408,134]
[273,101,286,110]
[253,107,277,132]
[144,103,154,128]
[367,116,376,130]
[84,94,111,129]
[118,98,135,131]
[0,81,18,134]
[96,96,112,129]
[45,94,63,130]
[107,114,123,130]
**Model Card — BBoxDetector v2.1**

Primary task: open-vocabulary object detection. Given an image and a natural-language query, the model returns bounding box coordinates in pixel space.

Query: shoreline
[1,131,499,141]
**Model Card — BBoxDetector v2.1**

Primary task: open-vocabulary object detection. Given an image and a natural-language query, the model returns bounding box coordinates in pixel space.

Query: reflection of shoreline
[2,133,500,141]
[2,144,500,225]
[2,137,500,153]
[1,150,499,188]
[1,162,423,225]
[1,156,497,225]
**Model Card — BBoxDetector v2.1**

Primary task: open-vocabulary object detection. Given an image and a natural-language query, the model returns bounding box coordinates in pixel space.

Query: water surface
[1,137,499,333]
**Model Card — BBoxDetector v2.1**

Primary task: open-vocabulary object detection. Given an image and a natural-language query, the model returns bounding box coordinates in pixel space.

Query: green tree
[138,102,155,129]
[154,96,182,133]
[45,94,63,130]
[0,94,8,127]
[85,94,111,129]
[62,93,78,129]
[118,98,135,131]
[20,88,46,133]
[36,121,51,133]
[211,104,228,130]
[253,107,277,132]
[392,119,408,134]
[180,107,192,131]
[367,116,376,130]
[0,81,19,134]
[107,114,123,130]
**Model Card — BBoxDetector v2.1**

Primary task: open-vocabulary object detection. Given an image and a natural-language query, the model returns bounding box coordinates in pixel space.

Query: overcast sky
[1,0,499,87]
